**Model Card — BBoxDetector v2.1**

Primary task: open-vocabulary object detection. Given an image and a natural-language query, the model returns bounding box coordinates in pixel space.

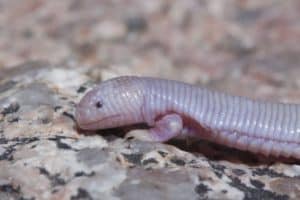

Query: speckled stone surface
[1,1,300,200]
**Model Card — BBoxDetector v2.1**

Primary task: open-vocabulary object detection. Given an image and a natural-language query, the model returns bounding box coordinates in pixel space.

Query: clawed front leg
[126,113,183,142]
[149,113,183,142]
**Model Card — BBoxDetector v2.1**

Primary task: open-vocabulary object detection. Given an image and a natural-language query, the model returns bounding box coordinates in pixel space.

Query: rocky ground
[1,1,300,200]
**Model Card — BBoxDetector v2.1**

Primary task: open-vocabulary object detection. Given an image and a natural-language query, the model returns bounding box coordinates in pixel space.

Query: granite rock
[0,64,299,200]
[1,0,300,200]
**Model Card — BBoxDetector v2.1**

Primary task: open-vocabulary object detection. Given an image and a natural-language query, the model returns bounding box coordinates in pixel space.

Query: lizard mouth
[76,114,121,130]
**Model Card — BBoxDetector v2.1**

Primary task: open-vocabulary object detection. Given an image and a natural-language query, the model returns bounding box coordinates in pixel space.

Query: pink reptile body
[76,76,300,159]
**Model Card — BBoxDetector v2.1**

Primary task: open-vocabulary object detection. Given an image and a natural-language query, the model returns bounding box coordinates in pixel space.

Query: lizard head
[75,76,145,130]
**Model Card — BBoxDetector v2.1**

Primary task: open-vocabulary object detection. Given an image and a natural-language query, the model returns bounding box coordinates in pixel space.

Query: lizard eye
[95,101,103,108]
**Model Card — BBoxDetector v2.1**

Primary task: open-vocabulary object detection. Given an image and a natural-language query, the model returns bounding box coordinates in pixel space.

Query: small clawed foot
[125,113,183,142]
[125,129,154,142]
[150,113,183,142]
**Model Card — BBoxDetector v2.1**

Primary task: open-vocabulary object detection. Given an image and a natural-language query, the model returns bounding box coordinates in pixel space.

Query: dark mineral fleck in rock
[71,188,93,200]
[125,16,147,32]
[1,102,20,116]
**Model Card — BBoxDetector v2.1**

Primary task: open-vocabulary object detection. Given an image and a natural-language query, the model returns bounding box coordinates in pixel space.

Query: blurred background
[0,0,300,101]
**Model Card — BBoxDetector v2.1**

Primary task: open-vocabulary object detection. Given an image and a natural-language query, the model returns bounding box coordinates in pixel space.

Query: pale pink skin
[76,76,300,159]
